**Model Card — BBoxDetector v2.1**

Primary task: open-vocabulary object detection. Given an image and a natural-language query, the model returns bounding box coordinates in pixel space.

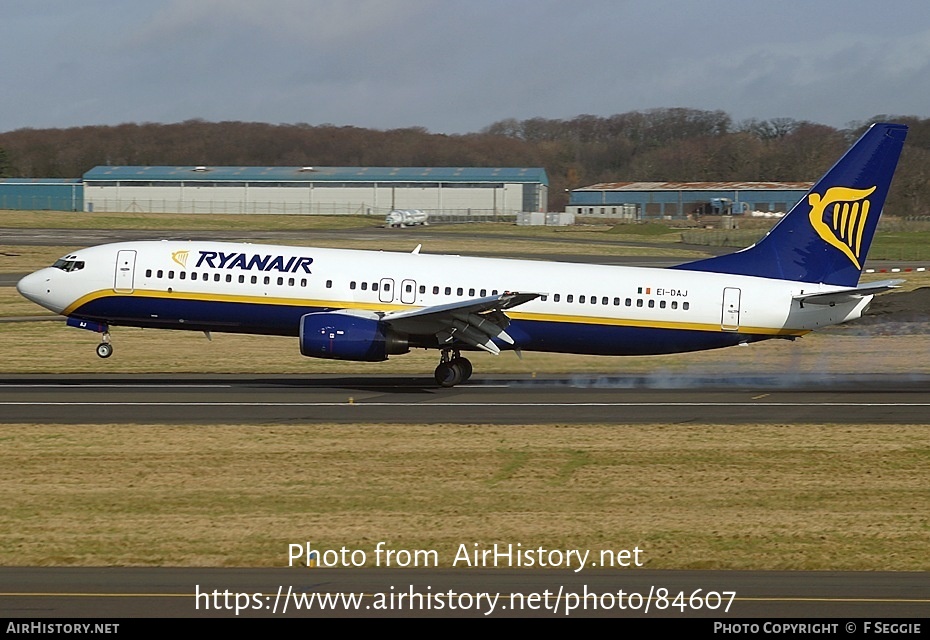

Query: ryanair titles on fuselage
[194,250,313,273]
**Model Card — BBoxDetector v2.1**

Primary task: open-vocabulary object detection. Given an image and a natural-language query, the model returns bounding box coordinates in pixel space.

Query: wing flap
[451,311,515,344]
[383,291,539,354]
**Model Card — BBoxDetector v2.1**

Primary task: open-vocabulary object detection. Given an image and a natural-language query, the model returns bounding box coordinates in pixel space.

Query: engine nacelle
[299,312,408,361]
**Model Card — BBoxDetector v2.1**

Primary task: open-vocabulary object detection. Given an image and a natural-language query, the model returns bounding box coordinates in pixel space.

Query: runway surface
[2,567,928,618]
[2,373,930,424]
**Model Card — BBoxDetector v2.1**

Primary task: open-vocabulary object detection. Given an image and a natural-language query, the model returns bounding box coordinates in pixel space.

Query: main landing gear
[95,332,113,358]
[434,349,472,388]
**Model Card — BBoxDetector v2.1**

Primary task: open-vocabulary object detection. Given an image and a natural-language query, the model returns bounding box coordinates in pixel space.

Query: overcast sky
[1,0,928,134]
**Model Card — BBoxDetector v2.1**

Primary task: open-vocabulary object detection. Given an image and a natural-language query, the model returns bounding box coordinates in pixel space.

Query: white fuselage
[16,240,869,356]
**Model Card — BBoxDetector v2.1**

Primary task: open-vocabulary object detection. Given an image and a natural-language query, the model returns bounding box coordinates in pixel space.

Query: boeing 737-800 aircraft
[16,123,908,387]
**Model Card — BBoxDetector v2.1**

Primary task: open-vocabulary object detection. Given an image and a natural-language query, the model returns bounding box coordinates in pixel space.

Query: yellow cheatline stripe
[63,289,809,338]
[62,288,411,316]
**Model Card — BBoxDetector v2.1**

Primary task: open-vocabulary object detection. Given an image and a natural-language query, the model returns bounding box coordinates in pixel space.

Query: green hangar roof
[84,166,549,185]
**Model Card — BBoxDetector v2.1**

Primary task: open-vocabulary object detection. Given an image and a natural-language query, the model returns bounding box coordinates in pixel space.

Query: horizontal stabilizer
[792,279,904,305]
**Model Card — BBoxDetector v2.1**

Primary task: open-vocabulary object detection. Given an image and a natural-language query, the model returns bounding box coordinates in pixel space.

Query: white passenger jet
[17,123,908,387]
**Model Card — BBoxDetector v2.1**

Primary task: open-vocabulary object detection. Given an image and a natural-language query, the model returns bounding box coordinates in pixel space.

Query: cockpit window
[52,259,85,272]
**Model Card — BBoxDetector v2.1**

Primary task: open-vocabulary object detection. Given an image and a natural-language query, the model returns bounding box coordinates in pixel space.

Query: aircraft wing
[382,292,540,354]
[792,279,904,306]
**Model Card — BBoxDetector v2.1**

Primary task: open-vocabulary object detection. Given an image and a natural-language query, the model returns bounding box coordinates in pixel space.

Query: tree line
[0,108,927,214]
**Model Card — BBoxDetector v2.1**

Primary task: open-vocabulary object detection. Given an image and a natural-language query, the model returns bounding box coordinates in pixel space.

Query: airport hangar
[3,172,813,224]
[79,166,549,218]
[568,181,813,220]
[0,178,83,211]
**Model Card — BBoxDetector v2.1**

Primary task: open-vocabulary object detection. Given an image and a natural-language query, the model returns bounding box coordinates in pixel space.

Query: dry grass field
[2,422,928,570]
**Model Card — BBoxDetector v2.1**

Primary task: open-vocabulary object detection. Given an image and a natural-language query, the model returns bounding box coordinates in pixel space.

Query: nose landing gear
[65,318,113,359]
[96,332,113,358]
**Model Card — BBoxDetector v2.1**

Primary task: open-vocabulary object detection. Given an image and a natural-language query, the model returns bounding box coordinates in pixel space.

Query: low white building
[568,181,813,219]
[82,165,548,217]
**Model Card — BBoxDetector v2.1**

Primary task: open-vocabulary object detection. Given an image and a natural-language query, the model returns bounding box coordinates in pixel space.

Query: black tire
[434,362,463,388]
[451,357,473,381]
[96,343,113,359]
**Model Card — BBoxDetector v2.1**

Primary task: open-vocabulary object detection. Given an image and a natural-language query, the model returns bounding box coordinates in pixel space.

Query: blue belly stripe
[70,294,764,355]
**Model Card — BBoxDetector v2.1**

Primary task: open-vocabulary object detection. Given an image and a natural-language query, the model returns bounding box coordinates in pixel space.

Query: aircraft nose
[16,270,49,304]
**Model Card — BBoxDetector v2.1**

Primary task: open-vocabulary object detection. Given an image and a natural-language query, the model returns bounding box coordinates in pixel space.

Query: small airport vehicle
[17,124,908,387]
[385,209,428,227]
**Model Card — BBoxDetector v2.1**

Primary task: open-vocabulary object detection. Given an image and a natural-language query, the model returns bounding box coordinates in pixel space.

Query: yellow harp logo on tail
[808,186,876,270]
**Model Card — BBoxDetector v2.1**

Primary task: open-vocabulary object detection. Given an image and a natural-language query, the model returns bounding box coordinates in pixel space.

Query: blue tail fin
[676,122,908,286]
